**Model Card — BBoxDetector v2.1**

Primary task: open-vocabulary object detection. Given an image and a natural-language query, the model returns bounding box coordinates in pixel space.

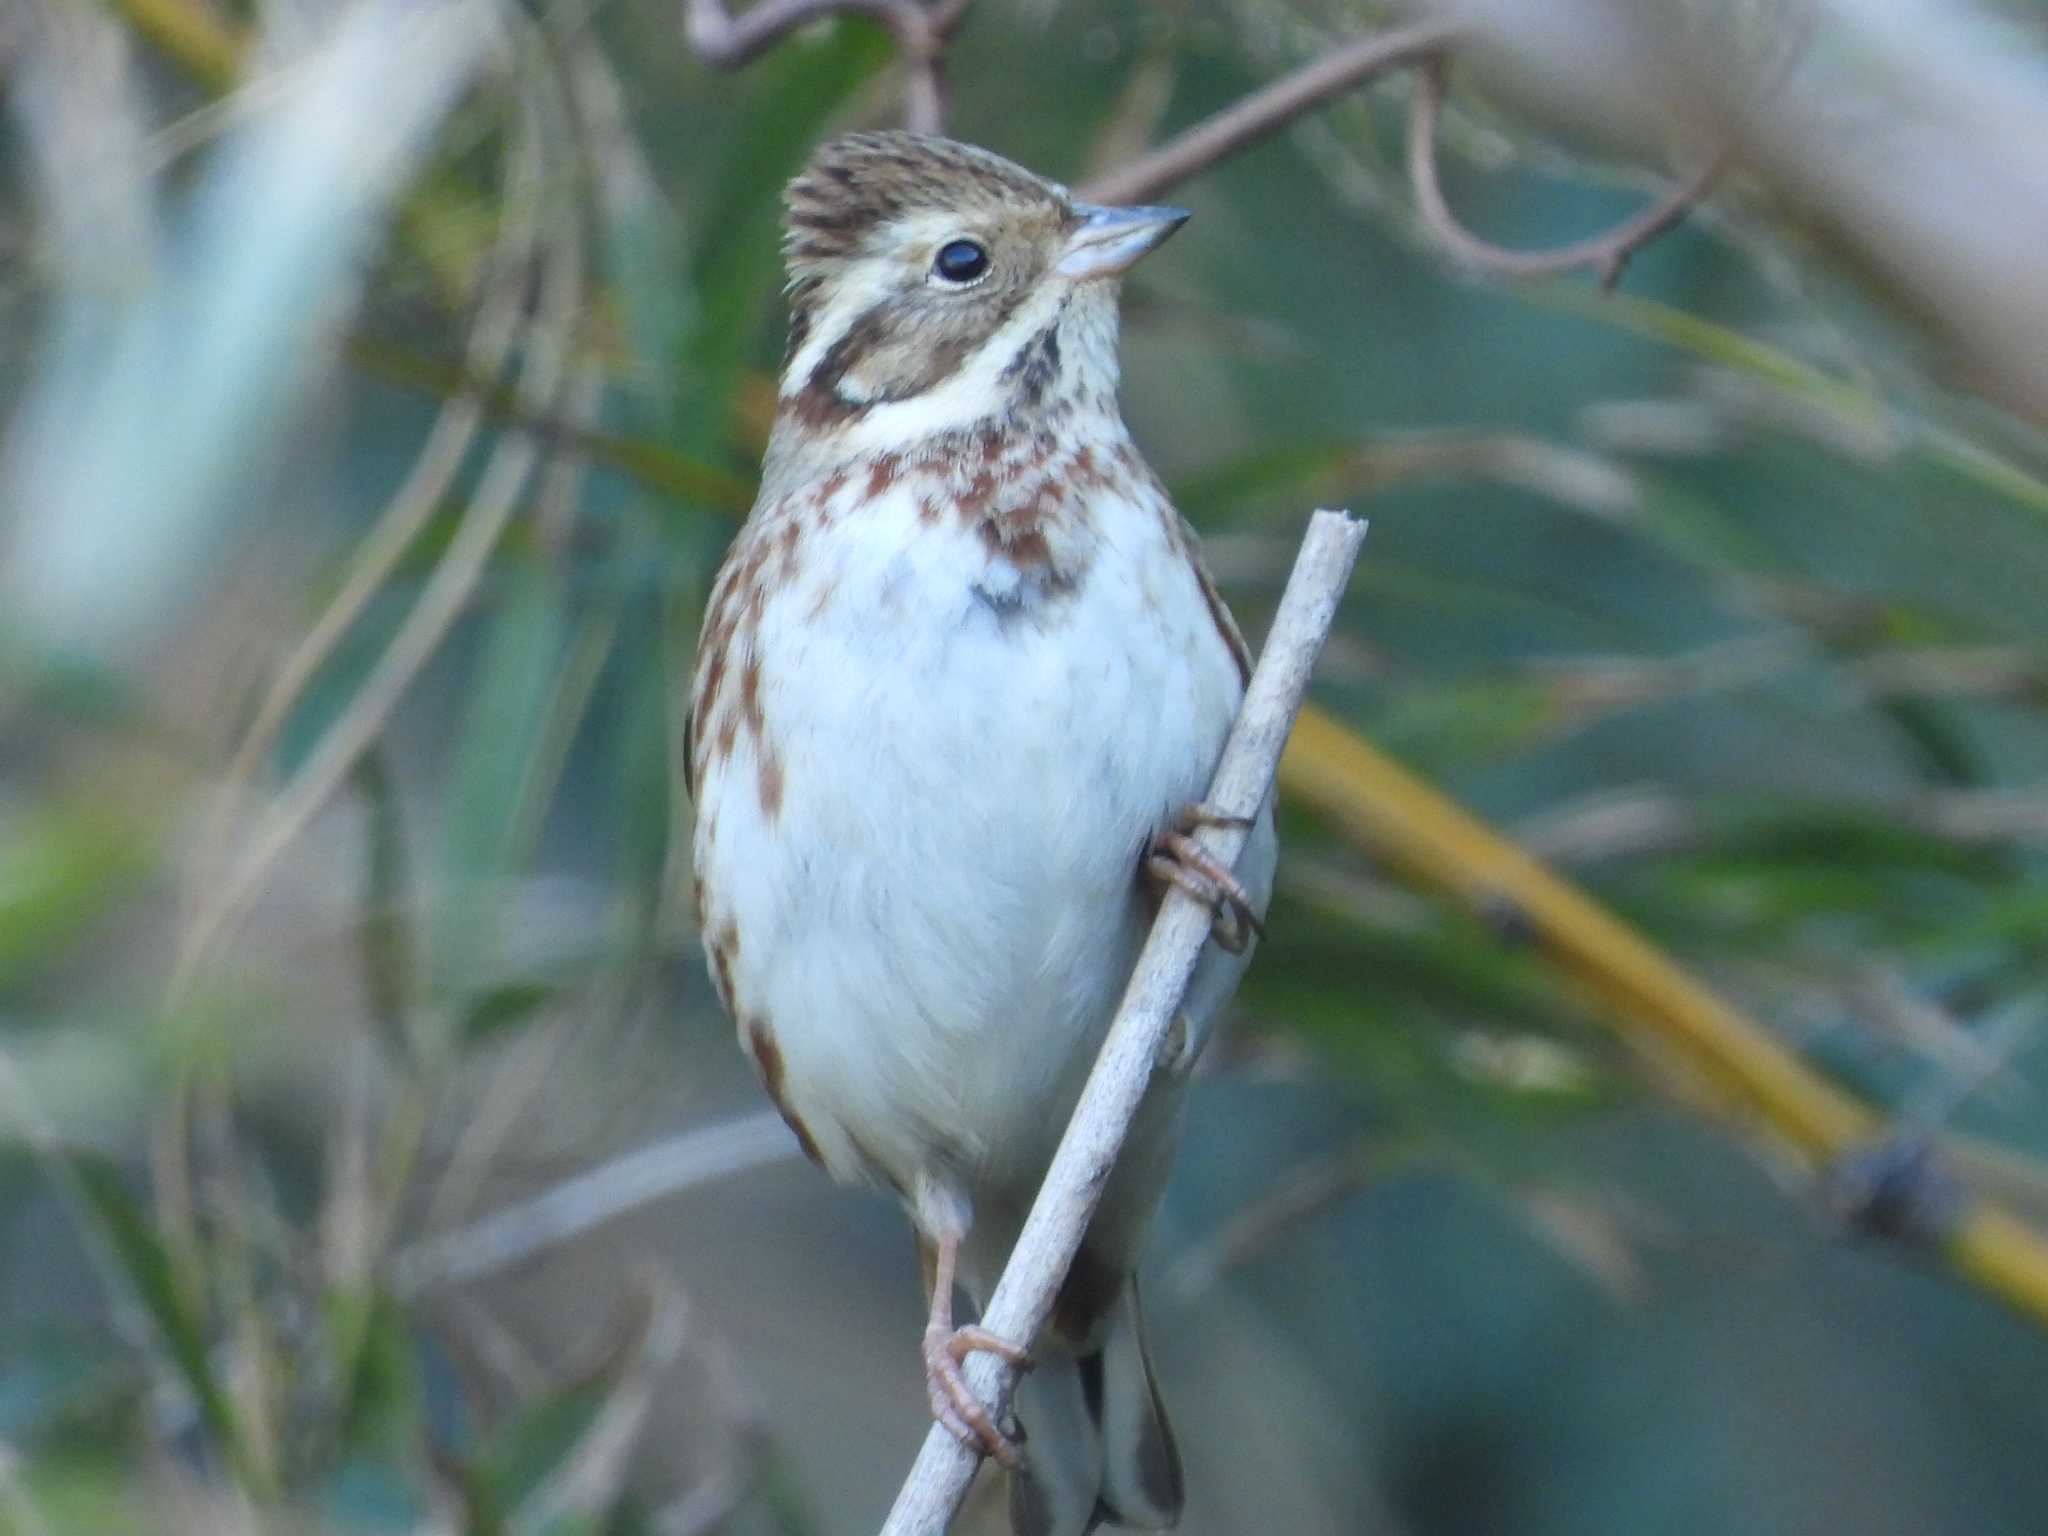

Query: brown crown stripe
[784,131,1065,262]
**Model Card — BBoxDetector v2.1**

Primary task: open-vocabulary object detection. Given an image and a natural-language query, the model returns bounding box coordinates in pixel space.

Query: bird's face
[775,132,1188,440]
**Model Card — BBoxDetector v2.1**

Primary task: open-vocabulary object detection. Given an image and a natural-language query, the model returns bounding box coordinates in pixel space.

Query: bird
[686,130,1276,1536]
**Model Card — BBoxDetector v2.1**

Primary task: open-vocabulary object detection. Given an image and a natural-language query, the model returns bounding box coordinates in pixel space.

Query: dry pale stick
[879,508,1368,1536]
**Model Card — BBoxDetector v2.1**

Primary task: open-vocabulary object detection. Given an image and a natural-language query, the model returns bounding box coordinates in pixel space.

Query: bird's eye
[932,239,990,284]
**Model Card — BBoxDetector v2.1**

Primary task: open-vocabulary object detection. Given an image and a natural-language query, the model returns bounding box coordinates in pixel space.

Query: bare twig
[683,0,969,132]
[391,1109,801,1296]
[510,1268,694,1534]
[878,510,1366,1536]
[1079,20,1459,206]
[1161,1136,1403,1304]
[169,69,586,994]
[186,96,548,930]
[1407,55,1725,291]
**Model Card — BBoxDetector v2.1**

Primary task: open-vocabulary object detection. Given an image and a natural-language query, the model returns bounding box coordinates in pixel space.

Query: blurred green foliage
[5,1,2048,1533]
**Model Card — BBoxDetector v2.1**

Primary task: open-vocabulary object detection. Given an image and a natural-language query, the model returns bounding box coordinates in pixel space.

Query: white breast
[692,448,1265,1205]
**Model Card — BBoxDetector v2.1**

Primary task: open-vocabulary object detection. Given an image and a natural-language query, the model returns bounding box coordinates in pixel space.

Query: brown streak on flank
[689,642,727,794]
[818,468,849,503]
[746,1017,823,1165]
[1185,531,1252,686]
[739,655,764,736]
[917,493,942,526]
[758,743,785,822]
[709,924,738,1013]
[714,712,739,764]
[866,453,901,496]
[734,540,769,594]
[806,576,838,620]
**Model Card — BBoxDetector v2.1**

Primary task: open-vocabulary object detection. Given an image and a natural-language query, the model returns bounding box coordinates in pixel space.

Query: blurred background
[8,0,2048,1531]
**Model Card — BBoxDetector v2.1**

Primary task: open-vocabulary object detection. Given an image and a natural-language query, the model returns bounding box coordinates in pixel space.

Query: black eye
[933,239,990,284]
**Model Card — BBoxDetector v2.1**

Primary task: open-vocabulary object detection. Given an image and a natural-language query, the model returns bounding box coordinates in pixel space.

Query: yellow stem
[1279,703,2048,1332]
[105,0,244,90]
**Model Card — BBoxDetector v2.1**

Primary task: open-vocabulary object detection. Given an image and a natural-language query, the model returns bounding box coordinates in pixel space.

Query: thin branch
[1406,55,1726,291]
[346,337,756,514]
[169,77,585,995]
[390,1109,801,1296]
[510,1267,694,1534]
[683,0,969,133]
[879,510,1367,1536]
[185,100,549,936]
[1079,20,1459,207]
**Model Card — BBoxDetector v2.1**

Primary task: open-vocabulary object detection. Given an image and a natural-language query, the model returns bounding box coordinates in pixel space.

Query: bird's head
[773,131,1188,445]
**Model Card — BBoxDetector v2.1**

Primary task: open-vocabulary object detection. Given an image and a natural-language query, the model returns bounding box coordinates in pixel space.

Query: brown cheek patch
[807,281,1033,413]
[788,383,863,431]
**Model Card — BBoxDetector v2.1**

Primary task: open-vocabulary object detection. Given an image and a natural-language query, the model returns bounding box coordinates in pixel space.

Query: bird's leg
[1146,801,1263,954]
[917,1198,1030,1467]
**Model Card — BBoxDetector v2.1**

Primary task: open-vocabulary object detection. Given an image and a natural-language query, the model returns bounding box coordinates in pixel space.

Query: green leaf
[435,561,566,1003]
[66,1154,255,1488]
[0,799,155,994]
[477,1380,610,1513]
[454,980,557,1046]
[324,1287,422,1464]
[1170,439,1360,525]
[354,748,419,1065]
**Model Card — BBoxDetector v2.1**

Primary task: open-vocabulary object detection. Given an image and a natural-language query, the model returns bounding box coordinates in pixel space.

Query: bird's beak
[1055,202,1192,280]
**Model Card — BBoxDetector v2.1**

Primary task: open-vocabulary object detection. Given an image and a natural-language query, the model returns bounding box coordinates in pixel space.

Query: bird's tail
[1008,1280,1183,1536]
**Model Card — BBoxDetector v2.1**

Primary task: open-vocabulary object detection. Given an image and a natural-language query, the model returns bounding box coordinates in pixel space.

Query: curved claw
[924,1323,1031,1467]
[1146,819,1264,954]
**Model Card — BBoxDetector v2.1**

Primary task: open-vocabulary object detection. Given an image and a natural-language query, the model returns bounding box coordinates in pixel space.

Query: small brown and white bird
[688,131,1276,1535]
